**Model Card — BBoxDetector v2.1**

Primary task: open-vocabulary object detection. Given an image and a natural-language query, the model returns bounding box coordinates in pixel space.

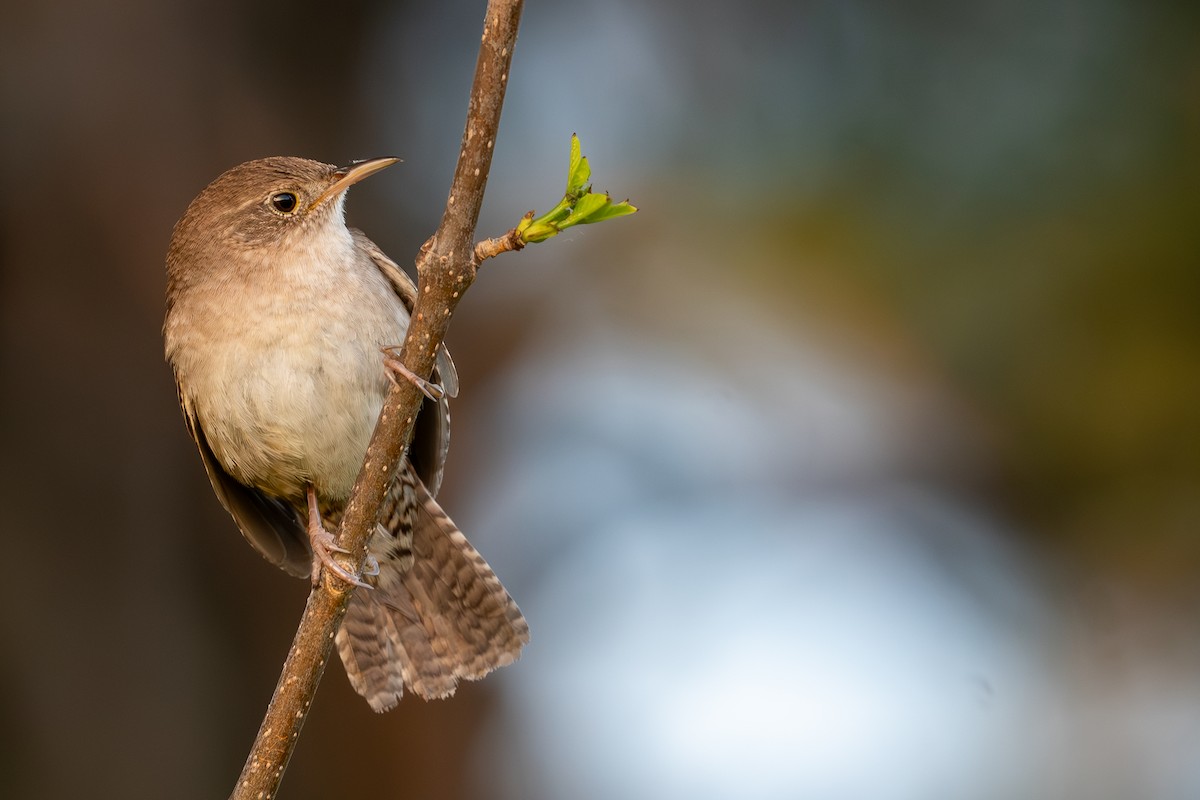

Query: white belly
[177,253,409,504]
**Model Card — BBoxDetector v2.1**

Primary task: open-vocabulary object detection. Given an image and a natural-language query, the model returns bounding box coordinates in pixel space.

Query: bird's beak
[308,157,401,211]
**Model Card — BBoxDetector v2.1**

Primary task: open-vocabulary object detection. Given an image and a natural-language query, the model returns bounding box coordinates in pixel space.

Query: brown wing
[351,228,456,498]
[176,382,311,578]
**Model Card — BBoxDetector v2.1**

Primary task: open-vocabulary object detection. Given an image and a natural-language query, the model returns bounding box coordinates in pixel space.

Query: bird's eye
[270,192,298,214]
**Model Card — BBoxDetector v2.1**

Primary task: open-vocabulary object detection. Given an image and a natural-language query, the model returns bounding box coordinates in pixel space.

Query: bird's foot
[381,346,445,401]
[306,486,372,589]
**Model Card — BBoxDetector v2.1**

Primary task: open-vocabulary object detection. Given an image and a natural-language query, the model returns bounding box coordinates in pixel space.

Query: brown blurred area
[1,0,1198,798]
[0,1,517,797]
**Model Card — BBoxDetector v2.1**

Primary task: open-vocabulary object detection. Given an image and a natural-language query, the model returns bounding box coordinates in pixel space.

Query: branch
[229,2,523,798]
[474,226,525,263]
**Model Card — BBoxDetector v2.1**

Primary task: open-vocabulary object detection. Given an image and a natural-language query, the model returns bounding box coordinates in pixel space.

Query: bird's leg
[381,346,445,401]
[306,486,372,589]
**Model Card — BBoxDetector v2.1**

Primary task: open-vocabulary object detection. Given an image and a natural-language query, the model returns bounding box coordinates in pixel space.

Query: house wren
[163,156,528,711]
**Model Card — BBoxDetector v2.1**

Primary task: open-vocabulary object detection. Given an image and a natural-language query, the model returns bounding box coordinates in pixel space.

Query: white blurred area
[445,285,1040,799]
[446,287,1200,799]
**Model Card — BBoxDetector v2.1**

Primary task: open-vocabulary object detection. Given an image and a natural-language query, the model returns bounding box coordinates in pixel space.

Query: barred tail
[335,473,528,712]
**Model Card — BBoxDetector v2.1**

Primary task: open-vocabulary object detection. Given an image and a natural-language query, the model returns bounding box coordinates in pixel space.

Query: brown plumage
[336,467,528,708]
[164,156,527,711]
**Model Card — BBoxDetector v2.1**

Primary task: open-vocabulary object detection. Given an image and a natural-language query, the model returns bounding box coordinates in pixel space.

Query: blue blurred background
[1,1,1198,798]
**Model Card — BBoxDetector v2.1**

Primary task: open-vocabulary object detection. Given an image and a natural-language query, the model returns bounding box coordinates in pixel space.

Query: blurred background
[2,0,1198,798]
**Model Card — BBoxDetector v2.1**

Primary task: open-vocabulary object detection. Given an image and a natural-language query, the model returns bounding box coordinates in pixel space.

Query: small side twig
[228,2,523,798]
[474,223,527,264]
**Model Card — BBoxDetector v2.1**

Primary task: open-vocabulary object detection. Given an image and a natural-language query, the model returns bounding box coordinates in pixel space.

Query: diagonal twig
[229,2,523,797]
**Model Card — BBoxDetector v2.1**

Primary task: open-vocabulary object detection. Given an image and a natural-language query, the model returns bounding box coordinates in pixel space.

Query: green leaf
[566,134,591,196]
[582,199,638,224]
[562,191,610,226]
[521,221,560,243]
[513,134,637,246]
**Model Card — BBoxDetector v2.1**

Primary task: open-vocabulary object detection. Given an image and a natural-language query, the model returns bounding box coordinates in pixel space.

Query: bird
[163,156,528,711]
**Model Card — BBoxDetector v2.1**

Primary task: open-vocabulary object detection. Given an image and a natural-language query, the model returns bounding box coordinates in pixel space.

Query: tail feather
[335,468,529,712]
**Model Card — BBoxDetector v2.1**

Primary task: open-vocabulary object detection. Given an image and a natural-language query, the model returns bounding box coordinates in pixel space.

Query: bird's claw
[309,528,372,589]
[381,347,445,401]
[306,487,373,590]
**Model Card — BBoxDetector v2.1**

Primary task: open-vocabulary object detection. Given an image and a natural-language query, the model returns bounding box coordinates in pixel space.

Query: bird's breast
[176,250,410,505]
